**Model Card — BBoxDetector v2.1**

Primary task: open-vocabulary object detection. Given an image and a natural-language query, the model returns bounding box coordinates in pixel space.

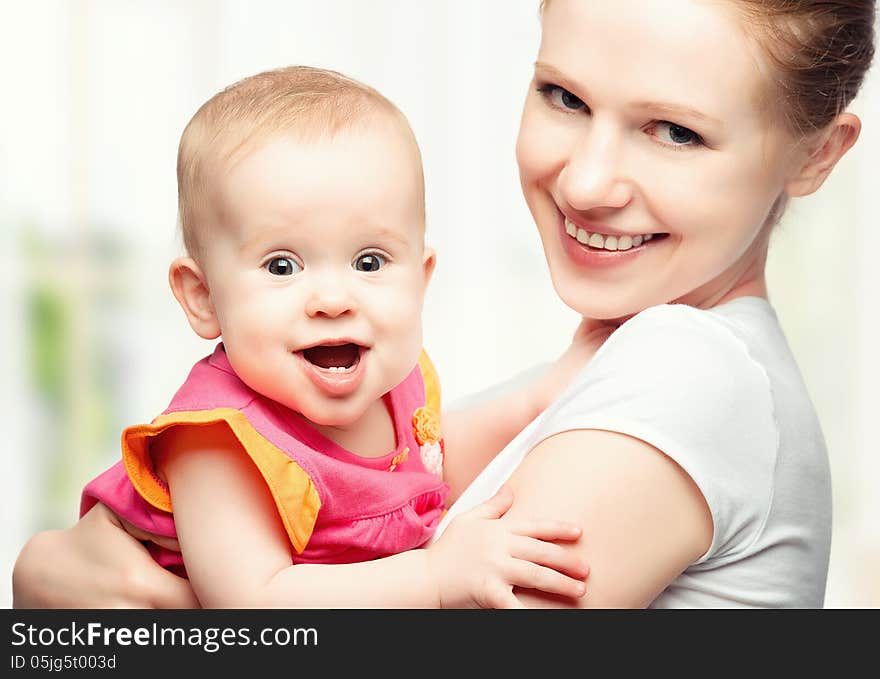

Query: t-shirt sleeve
[542,305,778,564]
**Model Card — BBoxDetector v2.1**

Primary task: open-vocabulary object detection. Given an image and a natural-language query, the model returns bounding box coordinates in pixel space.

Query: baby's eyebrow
[237,226,292,254]
[369,227,412,249]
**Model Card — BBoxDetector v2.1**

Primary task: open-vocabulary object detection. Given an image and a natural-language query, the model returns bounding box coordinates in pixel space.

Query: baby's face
[198,122,431,427]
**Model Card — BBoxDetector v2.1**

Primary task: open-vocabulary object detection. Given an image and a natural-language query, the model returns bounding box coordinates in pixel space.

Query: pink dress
[81,344,449,576]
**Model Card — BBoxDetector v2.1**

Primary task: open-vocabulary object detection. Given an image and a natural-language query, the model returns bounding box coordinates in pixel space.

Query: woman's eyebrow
[533,62,587,95]
[535,61,721,128]
[631,101,722,127]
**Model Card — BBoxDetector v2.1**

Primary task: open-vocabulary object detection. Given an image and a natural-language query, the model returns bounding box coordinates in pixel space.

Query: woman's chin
[554,285,632,322]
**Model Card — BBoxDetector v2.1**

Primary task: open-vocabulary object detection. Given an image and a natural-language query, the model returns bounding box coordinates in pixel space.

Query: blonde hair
[177,65,424,258]
[538,0,875,138]
[729,0,875,137]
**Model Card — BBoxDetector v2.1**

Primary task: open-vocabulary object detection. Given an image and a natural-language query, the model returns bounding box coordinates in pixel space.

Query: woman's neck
[595,235,770,329]
[682,239,769,310]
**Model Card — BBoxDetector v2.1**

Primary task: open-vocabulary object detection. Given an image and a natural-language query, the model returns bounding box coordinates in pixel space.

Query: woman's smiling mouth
[564,216,668,252]
[557,213,670,271]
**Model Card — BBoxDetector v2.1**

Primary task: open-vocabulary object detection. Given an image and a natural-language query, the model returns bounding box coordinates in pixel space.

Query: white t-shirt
[432,298,832,608]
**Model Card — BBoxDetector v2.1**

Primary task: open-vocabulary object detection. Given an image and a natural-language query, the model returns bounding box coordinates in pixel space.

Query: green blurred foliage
[20,223,129,529]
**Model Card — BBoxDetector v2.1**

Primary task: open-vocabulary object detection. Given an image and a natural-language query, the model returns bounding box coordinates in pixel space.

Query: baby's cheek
[382,308,424,378]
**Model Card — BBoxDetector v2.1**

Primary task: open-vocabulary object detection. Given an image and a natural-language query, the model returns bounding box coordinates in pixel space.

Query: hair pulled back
[733,0,875,135]
[539,0,876,135]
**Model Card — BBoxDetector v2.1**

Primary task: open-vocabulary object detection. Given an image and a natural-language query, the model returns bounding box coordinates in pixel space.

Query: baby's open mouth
[301,343,362,372]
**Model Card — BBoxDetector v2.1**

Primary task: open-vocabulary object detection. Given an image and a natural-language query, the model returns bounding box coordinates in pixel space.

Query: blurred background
[1,0,877,608]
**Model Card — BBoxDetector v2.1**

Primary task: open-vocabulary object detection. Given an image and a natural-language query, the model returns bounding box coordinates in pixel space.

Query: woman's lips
[558,213,665,269]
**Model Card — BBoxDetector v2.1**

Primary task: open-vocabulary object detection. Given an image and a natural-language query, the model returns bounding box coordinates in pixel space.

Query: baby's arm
[156,423,588,608]
[442,320,613,502]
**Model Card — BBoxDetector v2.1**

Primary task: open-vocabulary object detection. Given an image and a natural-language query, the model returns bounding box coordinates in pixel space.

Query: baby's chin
[234,373,372,428]
[289,396,378,429]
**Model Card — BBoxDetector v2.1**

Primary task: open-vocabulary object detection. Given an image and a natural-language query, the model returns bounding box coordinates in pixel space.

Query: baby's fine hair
[177,65,424,258]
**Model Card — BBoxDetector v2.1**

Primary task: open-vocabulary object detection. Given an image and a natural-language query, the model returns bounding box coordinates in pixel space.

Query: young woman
[14,0,875,607]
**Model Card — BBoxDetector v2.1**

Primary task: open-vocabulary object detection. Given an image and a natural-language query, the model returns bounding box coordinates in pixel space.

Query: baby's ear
[422,246,437,288]
[168,257,221,339]
[786,112,861,198]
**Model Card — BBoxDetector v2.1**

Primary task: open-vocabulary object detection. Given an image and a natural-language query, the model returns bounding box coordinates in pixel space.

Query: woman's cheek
[515,130,544,188]
[647,162,725,238]
[516,109,569,185]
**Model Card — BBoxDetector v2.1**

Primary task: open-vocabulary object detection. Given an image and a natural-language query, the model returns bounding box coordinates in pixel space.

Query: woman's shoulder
[546,301,780,454]
[553,300,778,438]
[583,299,776,395]
[614,298,776,349]
[542,299,784,566]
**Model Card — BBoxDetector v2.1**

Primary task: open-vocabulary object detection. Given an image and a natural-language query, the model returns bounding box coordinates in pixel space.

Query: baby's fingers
[512,536,590,580]
[508,560,588,600]
[484,584,527,610]
[469,484,515,521]
[510,518,583,542]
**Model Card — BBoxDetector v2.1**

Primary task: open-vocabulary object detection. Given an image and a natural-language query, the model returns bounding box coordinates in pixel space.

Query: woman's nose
[557,125,634,211]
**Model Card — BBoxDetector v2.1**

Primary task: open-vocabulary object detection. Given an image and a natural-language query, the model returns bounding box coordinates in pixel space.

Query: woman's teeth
[565,218,654,251]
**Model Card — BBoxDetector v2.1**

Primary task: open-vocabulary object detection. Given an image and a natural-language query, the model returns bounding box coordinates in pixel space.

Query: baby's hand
[426,485,589,608]
[534,319,615,412]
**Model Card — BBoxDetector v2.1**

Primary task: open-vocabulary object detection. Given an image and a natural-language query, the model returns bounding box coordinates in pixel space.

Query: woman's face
[517,0,801,320]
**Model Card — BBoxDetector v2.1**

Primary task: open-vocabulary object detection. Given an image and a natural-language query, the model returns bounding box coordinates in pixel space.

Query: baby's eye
[353,252,387,273]
[538,84,586,111]
[653,122,703,147]
[265,256,302,276]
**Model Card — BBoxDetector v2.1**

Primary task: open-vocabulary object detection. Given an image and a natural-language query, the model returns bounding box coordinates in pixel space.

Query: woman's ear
[786,112,861,198]
[168,257,221,339]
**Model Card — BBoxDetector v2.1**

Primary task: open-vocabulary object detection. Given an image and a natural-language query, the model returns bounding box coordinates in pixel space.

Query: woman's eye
[539,84,586,111]
[353,253,387,272]
[265,256,302,276]
[653,122,703,147]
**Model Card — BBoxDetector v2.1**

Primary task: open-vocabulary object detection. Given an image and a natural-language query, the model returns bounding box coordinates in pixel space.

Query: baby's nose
[304,282,356,318]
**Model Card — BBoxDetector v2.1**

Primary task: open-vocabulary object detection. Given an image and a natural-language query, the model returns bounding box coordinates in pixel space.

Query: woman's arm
[10,432,587,610]
[158,423,589,608]
[442,321,613,503]
[12,503,199,609]
[503,429,713,608]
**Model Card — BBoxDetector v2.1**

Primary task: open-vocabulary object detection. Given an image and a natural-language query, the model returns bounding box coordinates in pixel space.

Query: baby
[81,66,590,608]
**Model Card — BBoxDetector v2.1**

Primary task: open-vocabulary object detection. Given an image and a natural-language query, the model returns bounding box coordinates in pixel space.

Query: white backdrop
[1,0,878,607]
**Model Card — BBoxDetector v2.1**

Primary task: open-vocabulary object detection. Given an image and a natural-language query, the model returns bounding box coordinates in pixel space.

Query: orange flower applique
[412,406,441,445]
[412,406,443,477]
[388,447,409,472]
